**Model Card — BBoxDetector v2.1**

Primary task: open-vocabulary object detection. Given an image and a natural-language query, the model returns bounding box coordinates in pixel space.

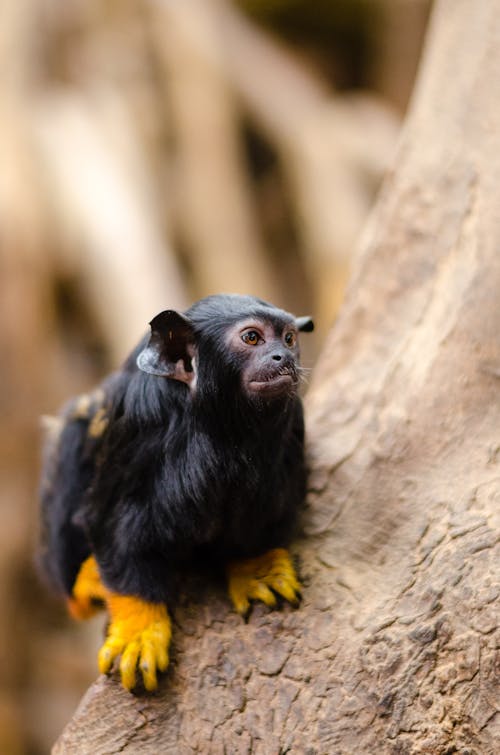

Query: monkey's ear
[295,316,314,332]
[136,310,195,383]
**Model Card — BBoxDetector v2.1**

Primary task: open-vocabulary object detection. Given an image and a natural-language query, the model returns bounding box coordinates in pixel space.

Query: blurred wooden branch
[35,91,187,362]
[150,0,278,302]
[213,0,400,331]
[0,5,71,753]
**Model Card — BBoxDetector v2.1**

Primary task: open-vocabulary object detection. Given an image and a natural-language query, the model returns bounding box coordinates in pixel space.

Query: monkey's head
[137,294,313,403]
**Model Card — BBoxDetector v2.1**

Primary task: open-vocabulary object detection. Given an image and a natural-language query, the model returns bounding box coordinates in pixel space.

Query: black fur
[39,294,313,605]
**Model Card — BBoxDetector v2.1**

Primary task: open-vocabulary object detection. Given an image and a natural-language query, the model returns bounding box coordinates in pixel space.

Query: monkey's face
[227,319,301,400]
[136,295,313,403]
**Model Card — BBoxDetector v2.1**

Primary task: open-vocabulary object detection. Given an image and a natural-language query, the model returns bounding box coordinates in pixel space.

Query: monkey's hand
[227,548,301,617]
[68,555,107,620]
[98,595,171,692]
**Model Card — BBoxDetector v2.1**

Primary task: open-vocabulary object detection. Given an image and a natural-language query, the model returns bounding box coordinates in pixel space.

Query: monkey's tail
[37,400,95,597]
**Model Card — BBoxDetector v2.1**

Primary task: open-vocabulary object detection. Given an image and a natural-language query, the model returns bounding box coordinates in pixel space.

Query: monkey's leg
[98,594,171,692]
[67,555,107,620]
[226,548,301,617]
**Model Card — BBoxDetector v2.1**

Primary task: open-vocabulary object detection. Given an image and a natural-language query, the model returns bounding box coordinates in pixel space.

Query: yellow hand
[227,548,301,617]
[68,555,106,620]
[98,594,171,692]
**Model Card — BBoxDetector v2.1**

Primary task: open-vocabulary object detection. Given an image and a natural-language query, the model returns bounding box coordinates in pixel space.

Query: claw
[227,548,301,617]
[99,594,171,691]
[119,639,141,691]
[98,633,127,675]
[249,581,277,607]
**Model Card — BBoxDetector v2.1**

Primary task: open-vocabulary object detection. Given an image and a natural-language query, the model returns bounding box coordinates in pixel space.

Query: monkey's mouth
[248,371,297,396]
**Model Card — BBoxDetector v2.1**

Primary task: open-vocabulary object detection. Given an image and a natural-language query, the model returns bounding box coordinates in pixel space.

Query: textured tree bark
[54,1,499,752]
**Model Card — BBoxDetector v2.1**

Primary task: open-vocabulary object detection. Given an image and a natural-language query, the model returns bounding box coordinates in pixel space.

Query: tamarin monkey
[39,294,314,691]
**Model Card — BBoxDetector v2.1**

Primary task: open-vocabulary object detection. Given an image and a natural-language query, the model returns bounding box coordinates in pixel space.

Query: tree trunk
[54,1,499,752]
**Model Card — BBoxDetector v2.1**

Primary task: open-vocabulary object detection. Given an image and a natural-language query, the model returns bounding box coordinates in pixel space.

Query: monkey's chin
[247,374,296,398]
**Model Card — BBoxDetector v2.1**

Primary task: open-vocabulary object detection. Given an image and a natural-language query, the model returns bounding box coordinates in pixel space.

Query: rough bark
[54,1,499,752]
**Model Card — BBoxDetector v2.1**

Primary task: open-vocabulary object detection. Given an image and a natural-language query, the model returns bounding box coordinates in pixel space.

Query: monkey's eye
[241,330,261,346]
[284,331,296,348]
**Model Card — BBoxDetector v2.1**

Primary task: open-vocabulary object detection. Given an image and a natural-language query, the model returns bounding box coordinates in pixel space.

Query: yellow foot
[68,555,106,620]
[98,595,171,692]
[227,548,301,617]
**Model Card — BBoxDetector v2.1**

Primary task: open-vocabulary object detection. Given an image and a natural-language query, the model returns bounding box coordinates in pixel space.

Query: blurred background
[0,0,431,751]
